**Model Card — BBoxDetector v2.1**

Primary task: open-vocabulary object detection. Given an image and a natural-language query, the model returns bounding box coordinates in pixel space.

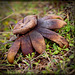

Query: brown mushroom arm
[36,28,69,48]
[7,38,20,64]
[13,19,37,34]
[21,34,33,56]
[29,30,46,54]
[37,19,67,29]
[41,15,63,20]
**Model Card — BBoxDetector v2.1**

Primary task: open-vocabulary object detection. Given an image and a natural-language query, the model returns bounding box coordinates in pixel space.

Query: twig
[66,67,75,74]
[31,53,44,62]
[44,51,51,62]
[3,41,13,45]
[0,32,12,33]
[44,51,55,70]
[0,13,14,22]
[69,69,75,74]
[3,35,17,45]
[64,50,71,56]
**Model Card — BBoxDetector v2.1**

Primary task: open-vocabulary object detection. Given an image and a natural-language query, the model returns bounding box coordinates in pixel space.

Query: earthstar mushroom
[7,15,69,64]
